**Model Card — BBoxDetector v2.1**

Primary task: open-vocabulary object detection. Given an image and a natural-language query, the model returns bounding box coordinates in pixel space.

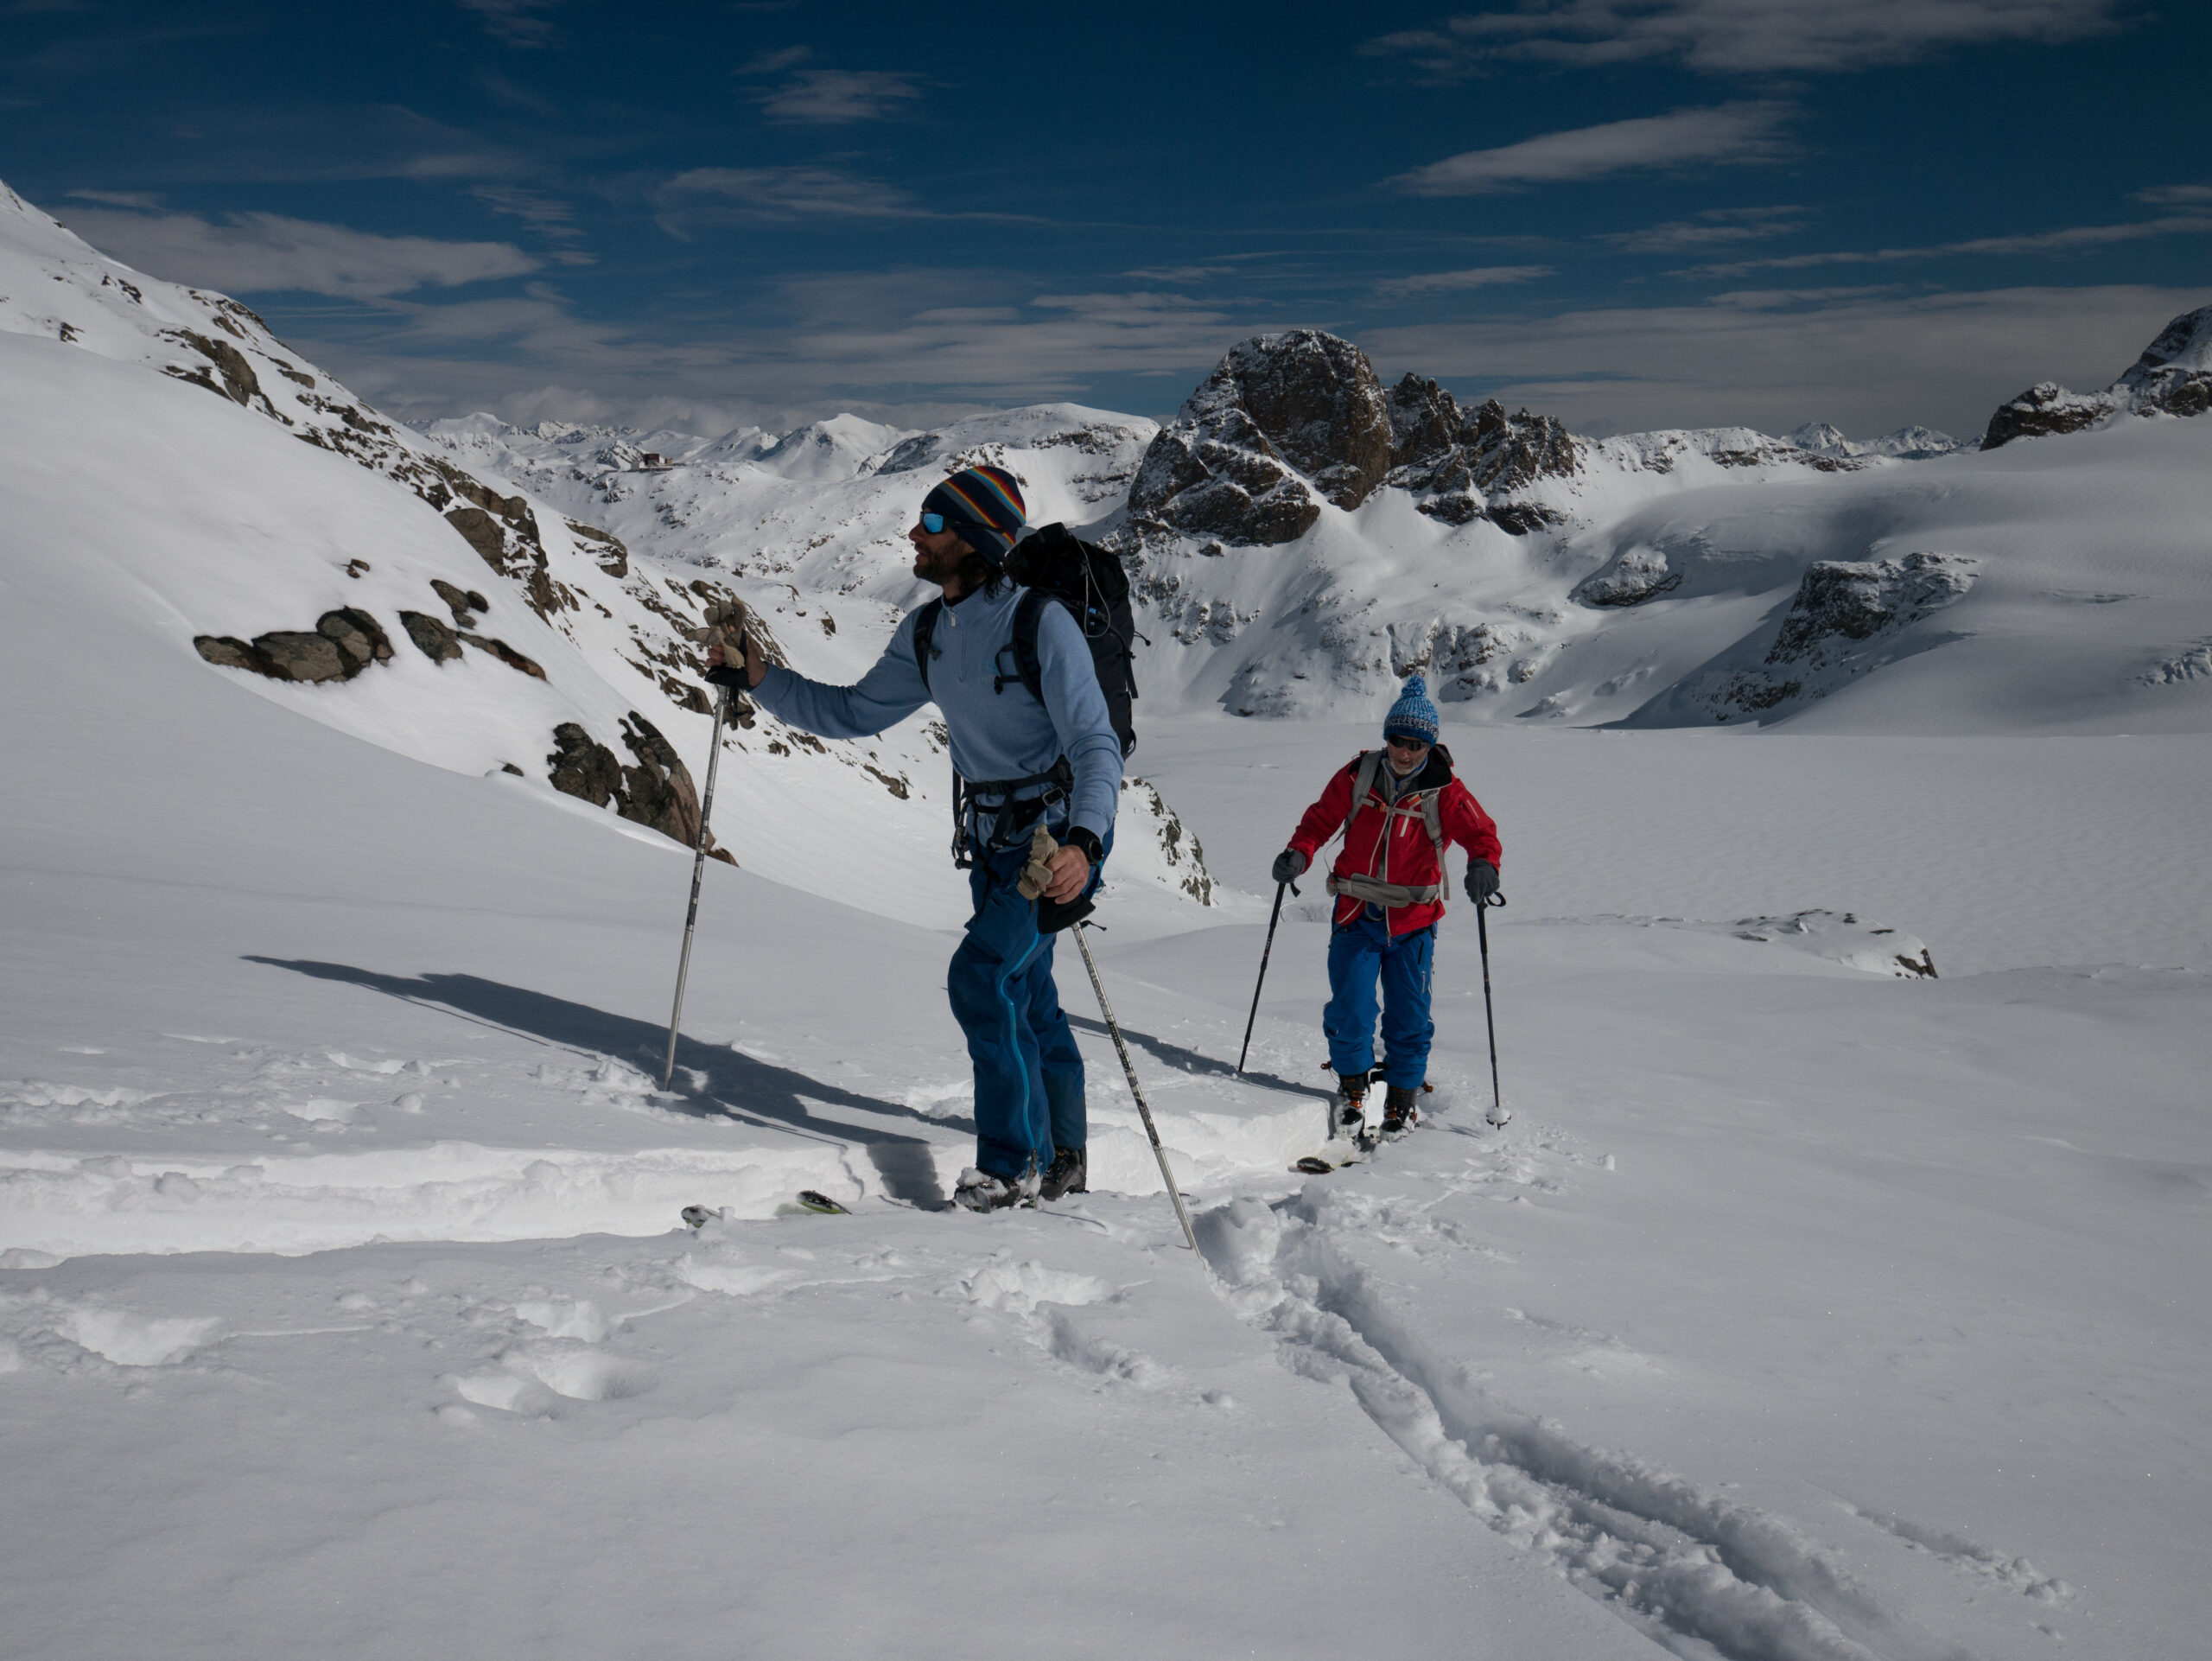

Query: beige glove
[688,598,749,658]
[1015,823,1058,901]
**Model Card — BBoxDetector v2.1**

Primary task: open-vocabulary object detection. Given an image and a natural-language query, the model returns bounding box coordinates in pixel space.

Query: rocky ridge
[1981,303,2212,449]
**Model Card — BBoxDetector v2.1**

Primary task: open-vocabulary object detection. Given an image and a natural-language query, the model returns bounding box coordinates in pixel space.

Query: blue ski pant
[1323,911,1436,1091]
[946,834,1109,1181]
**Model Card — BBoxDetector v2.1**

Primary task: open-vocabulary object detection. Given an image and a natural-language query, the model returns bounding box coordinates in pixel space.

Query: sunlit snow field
[4,687,2206,1661]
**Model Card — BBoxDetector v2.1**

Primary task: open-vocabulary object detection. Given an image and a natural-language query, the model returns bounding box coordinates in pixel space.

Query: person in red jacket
[1270,676,1503,1138]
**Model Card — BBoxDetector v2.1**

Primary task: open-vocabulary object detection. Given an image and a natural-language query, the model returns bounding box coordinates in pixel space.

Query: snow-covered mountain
[1981,302,2212,449]
[423,317,2212,744]
[8,180,2210,1661]
[0,181,1214,927]
[1784,420,1963,460]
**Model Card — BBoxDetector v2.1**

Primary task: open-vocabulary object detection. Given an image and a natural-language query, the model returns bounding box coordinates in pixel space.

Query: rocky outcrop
[2114,302,2212,417]
[1983,304,2212,450]
[1981,382,2115,450]
[429,578,488,626]
[160,328,267,412]
[563,519,628,577]
[1575,546,1682,608]
[546,711,709,850]
[398,610,462,663]
[1124,334,1584,548]
[1768,554,1977,665]
[1384,375,1578,533]
[1689,552,1978,721]
[1124,330,1390,546]
[194,608,393,684]
[459,633,544,678]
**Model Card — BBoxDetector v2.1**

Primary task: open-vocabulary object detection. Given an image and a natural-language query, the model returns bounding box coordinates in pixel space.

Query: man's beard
[912,542,965,587]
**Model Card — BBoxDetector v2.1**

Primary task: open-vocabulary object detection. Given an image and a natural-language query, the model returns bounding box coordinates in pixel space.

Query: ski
[680,1190,851,1230]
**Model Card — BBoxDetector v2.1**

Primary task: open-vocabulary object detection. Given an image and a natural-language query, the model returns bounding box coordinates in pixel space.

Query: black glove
[1271,848,1307,886]
[1465,861,1499,903]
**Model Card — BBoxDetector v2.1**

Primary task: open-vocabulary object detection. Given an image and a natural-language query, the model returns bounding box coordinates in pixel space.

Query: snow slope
[0,180,1215,930]
[4,181,2209,1661]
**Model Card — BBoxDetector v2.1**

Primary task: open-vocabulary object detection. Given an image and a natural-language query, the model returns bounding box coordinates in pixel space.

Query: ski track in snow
[1193,1129,1976,1661]
[1841,1506,2075,1607]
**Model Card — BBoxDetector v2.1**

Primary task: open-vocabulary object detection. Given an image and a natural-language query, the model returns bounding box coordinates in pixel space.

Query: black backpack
[912,522,1139,759]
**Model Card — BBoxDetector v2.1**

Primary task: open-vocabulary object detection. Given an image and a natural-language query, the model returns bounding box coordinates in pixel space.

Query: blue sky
[6,0,2208,438]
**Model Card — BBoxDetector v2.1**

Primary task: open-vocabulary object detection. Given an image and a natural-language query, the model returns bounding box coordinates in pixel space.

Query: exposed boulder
[398,610,462,663]
[545,712,709,851]
[429,578,488,626]
[548,722,624,807]
[161,328,265,410]
[194,607,393,684]
[459,633,545,678]
[615,712,703,846]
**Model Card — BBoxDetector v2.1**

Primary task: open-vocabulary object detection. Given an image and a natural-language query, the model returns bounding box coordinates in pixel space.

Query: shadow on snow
[241,957,953,1207]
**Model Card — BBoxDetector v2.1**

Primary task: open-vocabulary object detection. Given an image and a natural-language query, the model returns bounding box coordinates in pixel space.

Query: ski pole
[660,686,731,1091]
[1072,922,1198,1252]
[1475,889,1509,1128]
[1235,877,1298,1075]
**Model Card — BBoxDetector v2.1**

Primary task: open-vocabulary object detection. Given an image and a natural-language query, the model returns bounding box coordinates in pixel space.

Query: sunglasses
[918,512,949,534]
[1386,735,1430,752]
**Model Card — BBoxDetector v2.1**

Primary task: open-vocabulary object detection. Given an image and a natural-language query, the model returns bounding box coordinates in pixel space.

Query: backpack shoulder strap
[912,597,944,690]
[1342,750,1384,845]
[1004,587,1055,703]
[1421,789,1447,912]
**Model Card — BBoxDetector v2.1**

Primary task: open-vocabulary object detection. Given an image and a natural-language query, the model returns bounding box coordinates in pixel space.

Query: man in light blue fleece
[705,466,1122,1212]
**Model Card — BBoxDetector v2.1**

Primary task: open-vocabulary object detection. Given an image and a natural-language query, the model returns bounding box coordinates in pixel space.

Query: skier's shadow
[243,958,953,1207]
[1065,1014,1333,1104]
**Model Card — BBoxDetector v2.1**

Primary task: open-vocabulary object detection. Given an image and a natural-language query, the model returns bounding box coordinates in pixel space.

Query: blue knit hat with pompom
[1383,675,1440,746]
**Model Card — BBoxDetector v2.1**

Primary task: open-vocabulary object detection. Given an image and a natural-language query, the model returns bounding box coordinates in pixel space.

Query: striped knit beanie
[921,466,1027,563]
[1383,675,1440,746]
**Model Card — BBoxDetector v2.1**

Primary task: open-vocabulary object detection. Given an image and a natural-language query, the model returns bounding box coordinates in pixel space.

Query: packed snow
[4,179,2209,1660]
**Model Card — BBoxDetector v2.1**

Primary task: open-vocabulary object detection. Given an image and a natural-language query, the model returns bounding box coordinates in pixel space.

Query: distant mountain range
[6,173,2209,916]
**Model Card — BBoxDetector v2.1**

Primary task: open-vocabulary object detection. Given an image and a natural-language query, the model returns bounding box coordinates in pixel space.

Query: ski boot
[954,1167,1039,1212]
[1381,1085,1421,1140]
[1039,1147,1088,1201]
[1334,1070,1371,1136]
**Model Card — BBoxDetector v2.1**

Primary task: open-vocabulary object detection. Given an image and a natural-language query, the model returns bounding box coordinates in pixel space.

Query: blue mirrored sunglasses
[918,511,948,533]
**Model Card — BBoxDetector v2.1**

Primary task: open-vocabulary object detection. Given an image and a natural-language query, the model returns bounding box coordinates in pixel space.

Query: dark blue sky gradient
[4,0,2206,437]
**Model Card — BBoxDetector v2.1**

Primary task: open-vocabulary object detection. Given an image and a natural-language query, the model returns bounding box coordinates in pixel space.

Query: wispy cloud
[652,166,1052,235]
[1601,205,1803,252]
[1360,283,2212,438]
[67,188,163,211]
[295,266,1272,431]
[61,205,540,298]
[456,0,563,49]
[749,67,925,124]
[2134,182,2212,207]
[1388,102,1787,194]
[653,166,925,232]
[1673,212,2212,278]
[1376,264,1553,299]
[735,45,813,75]
[1364,0,2127,76]
[1120,264,1240,283]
